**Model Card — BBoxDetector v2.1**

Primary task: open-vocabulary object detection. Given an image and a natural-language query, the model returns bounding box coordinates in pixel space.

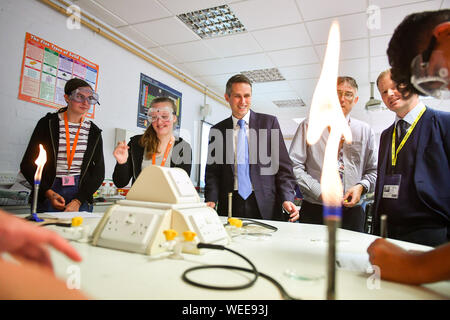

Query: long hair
[140,97,177,159]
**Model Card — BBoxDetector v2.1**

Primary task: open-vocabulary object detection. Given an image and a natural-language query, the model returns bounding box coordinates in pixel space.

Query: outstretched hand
[0,210,82,272]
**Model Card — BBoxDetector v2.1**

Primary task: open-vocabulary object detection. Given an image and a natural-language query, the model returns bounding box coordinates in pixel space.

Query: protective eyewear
[147,107,175,123]
[410,22,450,99]
[69,88,101,105]
[337,90,355,100]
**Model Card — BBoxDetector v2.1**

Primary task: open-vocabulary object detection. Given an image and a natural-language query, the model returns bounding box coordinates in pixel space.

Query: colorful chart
[18,33,99,119]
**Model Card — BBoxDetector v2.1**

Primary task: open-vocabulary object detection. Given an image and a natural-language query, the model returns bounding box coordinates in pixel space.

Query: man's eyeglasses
[337,90,355,100]
[69,88,100,105]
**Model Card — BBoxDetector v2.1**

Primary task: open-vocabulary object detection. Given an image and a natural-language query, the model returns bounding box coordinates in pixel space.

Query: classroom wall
[0,0,231,185]
[2,1,448,187]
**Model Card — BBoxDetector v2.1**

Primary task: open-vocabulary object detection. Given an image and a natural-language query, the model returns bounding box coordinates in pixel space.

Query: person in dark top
[367,9,450,286]
[374,69,449,247]
[20,78,104,213]
[113,97,192,188]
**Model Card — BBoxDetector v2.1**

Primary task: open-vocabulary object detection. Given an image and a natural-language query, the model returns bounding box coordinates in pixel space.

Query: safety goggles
[147,106,175,123]
[69,88,101,105]
[410,22,450,99]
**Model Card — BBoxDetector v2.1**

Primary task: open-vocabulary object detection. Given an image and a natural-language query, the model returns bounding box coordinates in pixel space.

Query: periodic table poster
[137,73,182,132]
[18,33,99,119]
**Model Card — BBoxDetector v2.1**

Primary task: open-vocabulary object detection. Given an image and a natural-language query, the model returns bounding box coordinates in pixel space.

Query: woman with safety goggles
[20,78,105,213]
[112,97,192,188]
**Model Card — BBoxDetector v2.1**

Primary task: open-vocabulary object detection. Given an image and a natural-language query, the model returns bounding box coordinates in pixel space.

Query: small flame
[34,144,47,183]
[306,21,352,207]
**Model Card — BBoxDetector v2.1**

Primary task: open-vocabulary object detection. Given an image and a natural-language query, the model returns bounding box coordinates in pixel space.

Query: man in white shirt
[289,76,377,232]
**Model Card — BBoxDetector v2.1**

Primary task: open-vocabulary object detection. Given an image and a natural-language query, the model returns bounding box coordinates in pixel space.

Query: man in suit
[204,74,299,222]
[374,69,450,247]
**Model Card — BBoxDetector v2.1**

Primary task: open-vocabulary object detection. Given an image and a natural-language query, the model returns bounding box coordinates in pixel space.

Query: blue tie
[237,119,252,200]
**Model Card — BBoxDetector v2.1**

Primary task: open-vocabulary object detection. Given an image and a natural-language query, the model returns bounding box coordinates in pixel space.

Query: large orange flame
[306,21,352,207]
[34,144,47,182]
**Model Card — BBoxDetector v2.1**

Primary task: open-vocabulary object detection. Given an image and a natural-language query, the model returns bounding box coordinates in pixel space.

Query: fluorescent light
[241,68,286,83]
[273,99,306,108]
[177,5,246,39]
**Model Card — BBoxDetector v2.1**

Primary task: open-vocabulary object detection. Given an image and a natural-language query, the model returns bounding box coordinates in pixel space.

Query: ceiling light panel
[273,99,306,108]
[241,68,285,83]
[177,5,246,39]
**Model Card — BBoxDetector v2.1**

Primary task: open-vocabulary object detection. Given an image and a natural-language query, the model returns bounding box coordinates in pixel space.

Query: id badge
[382,174,402,199]
[62,175,75,186]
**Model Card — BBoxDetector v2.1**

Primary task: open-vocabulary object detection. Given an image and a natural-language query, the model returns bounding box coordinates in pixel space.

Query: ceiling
[71,0,449,137]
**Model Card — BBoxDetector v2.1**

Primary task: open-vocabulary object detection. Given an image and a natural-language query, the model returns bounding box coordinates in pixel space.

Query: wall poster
[137,73,182,134]
[18,33,99,119]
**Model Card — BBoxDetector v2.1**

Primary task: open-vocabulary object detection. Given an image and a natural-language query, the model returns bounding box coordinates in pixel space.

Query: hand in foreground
[113,140,129,164]
[367,238,423,285]
[0,210,82,271]
[282,201,299,222]
[0,258,89,299]
[342,184,364,207]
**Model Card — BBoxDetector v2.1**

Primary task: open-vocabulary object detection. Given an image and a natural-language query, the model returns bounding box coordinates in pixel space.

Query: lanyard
[152,137,174,167]
[64,112,84,172]
[391,106,426,167]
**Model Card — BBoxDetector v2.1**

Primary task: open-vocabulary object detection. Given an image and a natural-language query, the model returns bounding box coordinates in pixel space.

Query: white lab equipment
[92,165,230,255]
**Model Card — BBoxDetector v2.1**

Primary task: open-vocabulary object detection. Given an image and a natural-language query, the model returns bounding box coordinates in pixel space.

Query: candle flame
[306,21,352,207]
[34,144,47,182]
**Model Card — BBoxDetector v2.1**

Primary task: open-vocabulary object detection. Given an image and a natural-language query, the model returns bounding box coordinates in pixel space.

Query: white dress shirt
[289,116,378,205]
[395,101,425,127]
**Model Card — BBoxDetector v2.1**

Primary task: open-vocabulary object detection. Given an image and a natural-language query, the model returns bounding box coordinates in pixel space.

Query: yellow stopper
[228,217,243,228]
[71,217,83,227]
[183,231,197,242]
[163,229,178,241]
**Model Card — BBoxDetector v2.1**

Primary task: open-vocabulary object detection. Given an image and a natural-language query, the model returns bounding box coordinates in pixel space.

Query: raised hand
[113,140,129,164]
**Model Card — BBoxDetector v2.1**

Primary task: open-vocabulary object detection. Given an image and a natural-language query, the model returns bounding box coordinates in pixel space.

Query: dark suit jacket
[204,110,296,221]
[373,107,450,234]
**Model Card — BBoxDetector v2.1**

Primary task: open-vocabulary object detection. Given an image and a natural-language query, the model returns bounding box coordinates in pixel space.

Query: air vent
[177,5,246,39]
[272,99,306,108]
[241,68,285,83]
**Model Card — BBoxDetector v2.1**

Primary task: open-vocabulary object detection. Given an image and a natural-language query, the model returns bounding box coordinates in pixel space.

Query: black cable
[240,218,278,232]
[223,218,278,232]
[181,243,299,300]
